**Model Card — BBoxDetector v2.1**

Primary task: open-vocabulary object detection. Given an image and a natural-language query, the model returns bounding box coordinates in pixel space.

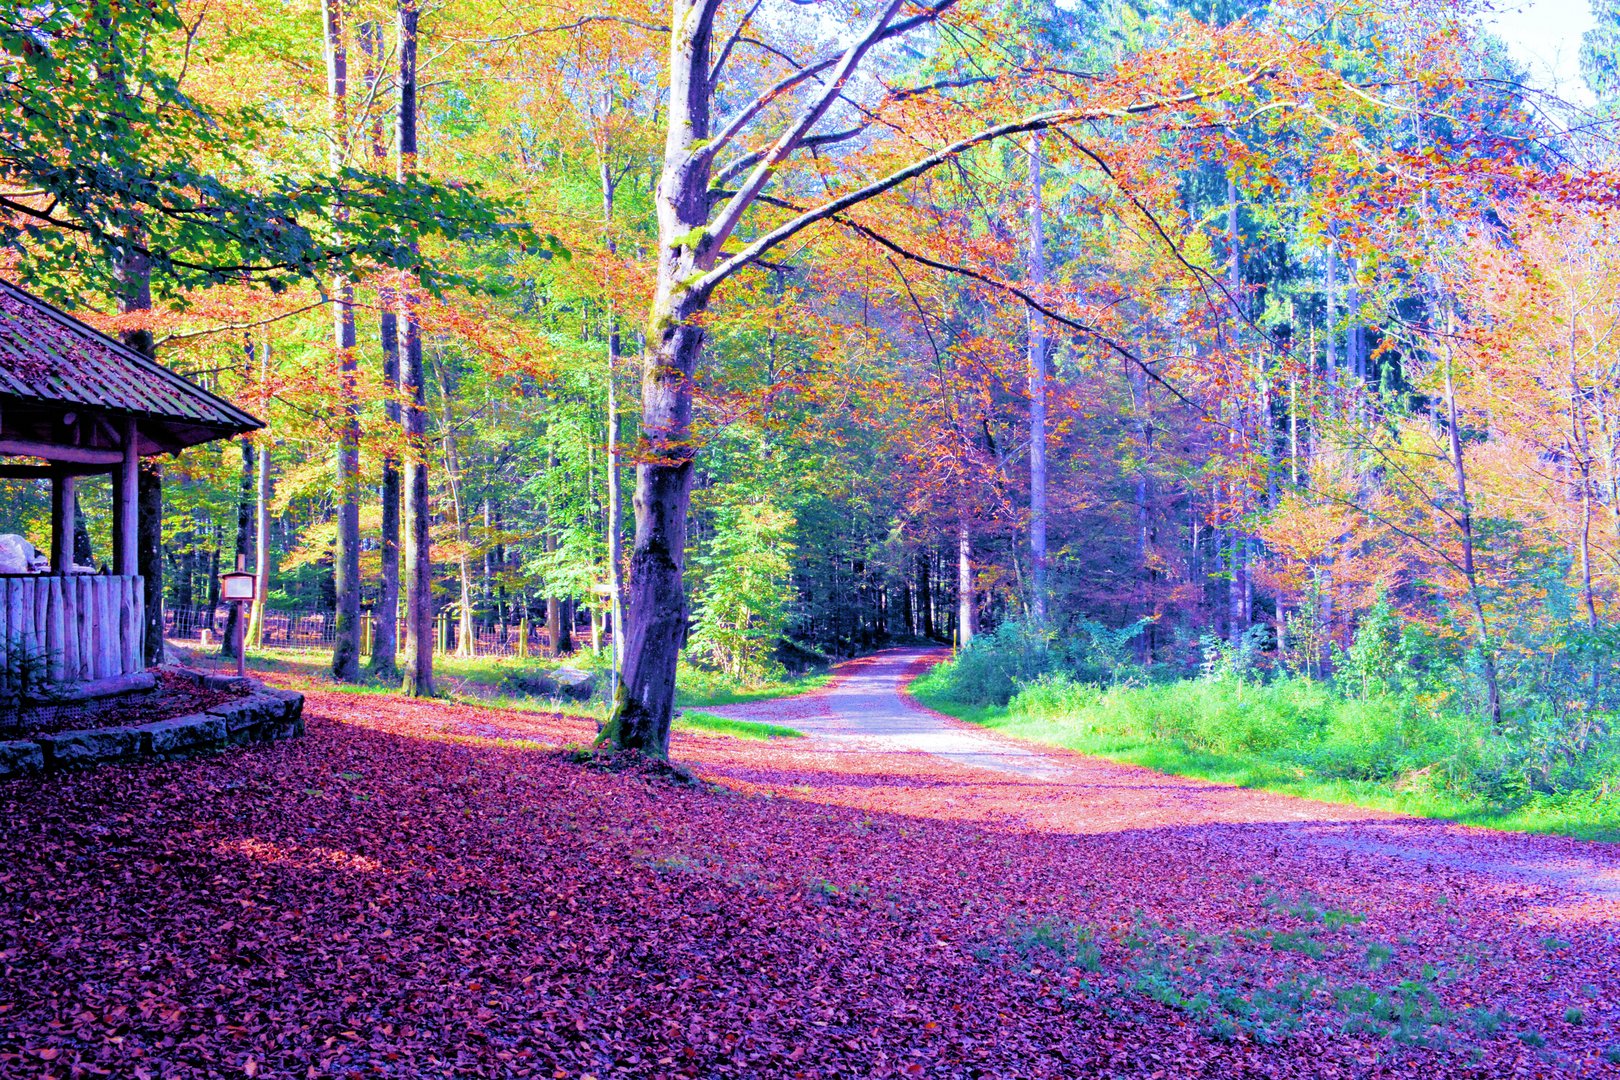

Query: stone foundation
[0,674,304,781]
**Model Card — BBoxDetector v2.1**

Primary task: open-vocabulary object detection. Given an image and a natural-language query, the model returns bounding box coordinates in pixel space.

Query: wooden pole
[115,418,139,577]
[50,472,74,572]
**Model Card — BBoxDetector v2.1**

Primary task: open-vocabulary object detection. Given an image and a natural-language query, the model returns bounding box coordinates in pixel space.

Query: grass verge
[675,711,805,740]
[909,667,1620,843]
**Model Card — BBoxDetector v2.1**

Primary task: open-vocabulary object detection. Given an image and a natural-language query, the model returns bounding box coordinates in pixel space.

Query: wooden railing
[0,574,144,685]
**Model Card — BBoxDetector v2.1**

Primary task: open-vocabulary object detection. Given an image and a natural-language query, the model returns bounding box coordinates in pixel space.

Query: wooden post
[114,418,139,577]
[517,617,529,659]
[50,472,74,572]
[362,611,374,658]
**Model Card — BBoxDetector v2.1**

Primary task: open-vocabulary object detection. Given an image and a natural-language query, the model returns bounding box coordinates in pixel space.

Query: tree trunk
[220,338,255,660]
[114,234,163,665]
[597,2,722,756]
[602,161,628,693]
[957,520,976,649]
[324,0,362,682]
[1443,314,1501,725]
[917,549,934,640]
[436,364,476,659]
[397,0,433,697]
[362,17,400,681]
[1026,134,1049,632]
[248,414,272,648]
[72,491,91,567]
[600,314,704,755]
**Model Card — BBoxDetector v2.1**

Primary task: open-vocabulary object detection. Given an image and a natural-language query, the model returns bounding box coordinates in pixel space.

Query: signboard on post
[219,554,257,678]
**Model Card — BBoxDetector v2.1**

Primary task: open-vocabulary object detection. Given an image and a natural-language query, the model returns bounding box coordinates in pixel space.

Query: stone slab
[38,726,140,769]
[0,739,43,779]
[205,696,277,745]
[138,713,225,758]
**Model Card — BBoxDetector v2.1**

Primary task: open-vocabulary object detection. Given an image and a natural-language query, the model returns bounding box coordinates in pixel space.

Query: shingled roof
[0,279,261,455]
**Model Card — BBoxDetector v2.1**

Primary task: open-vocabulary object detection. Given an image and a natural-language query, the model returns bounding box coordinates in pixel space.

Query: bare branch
[709,0,766,87]
[695,65,1279,297]
[456,13,668,47]
[711,126,867,189]
[704,0,961,262]
[704,0,959,163]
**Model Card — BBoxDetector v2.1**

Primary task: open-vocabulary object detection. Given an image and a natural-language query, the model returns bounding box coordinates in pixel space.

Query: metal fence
[165,606,592,659]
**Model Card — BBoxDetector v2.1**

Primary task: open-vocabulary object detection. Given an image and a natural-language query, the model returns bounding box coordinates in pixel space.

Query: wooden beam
[0,439,121,465]
[50,473,74,572]
[115,419,139,576]
[0,463,113,479]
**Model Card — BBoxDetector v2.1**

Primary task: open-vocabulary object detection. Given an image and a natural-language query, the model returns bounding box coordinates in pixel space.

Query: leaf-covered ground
[3,656,1619,1077]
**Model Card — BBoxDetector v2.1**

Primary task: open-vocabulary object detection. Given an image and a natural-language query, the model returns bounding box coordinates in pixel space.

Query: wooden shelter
[0,280,261,694]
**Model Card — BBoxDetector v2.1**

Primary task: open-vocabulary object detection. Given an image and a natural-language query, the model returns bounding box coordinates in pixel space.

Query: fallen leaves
[0,681,1616,1077]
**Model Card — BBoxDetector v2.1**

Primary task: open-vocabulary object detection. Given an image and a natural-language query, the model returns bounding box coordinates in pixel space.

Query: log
[97,577,113,680]
[60,576,77,682]
[33,576,47,674]
[133,578,145,673]
[87,577,103,680]
[39,671,156,703]
[20,577,36,678]
[0,439,122,465]
[121,576,137,674]
[46,575,64,683]
[75,577,92,683]
[1,578,12,698]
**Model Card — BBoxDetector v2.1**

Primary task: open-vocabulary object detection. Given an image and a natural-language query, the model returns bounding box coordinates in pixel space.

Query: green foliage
[917,648,1620,840]
[687,485,797,684]
[2,2,514,300]
[1336,588,1413,699]
[918,580,1620,840]
[937,617,1152,707]
[1200,625,1271,684]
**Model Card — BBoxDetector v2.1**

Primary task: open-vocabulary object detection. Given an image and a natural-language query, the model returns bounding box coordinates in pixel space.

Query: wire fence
[164,607,594,659]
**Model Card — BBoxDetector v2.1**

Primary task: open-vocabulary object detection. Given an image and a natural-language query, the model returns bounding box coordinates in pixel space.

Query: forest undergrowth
[914,604,1620,842]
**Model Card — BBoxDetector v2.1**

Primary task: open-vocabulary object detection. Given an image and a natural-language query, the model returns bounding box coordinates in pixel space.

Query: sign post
[219,554,258,679]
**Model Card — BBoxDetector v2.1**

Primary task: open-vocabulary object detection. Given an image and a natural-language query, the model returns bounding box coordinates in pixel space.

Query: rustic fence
[165,607,587,659]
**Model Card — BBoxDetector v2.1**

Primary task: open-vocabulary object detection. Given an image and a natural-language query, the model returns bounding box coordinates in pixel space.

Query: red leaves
[0,684,1616,1076]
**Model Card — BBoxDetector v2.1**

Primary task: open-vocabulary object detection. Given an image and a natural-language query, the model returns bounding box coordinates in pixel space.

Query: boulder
[39,727,140,769]
[0,739,43,780]
[0,533,45,574]
[552,667,597,701]
[502,666,598,701]
[138,713,225,758]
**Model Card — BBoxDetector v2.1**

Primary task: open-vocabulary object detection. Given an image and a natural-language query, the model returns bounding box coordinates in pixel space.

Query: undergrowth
[913,626,1620,842]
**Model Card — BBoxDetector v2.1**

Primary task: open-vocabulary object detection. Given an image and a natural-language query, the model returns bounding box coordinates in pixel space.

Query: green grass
[674,662,830,708]
[909,667,1620,843]
[178,642,825,722]
[674,711,804,740]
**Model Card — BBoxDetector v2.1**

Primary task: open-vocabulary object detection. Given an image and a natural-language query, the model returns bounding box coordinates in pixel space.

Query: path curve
[711,648,1620,904]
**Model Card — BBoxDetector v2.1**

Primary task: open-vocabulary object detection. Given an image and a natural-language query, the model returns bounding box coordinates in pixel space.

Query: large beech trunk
[603,318,705,756]
[600,0,985,756]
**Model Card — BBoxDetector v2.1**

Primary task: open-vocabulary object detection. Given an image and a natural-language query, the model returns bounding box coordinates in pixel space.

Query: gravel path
[710,648,1066,779]
[711,647,1620,903]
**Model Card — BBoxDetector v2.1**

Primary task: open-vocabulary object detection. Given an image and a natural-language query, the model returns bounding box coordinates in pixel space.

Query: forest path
[709,647,1620,904]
